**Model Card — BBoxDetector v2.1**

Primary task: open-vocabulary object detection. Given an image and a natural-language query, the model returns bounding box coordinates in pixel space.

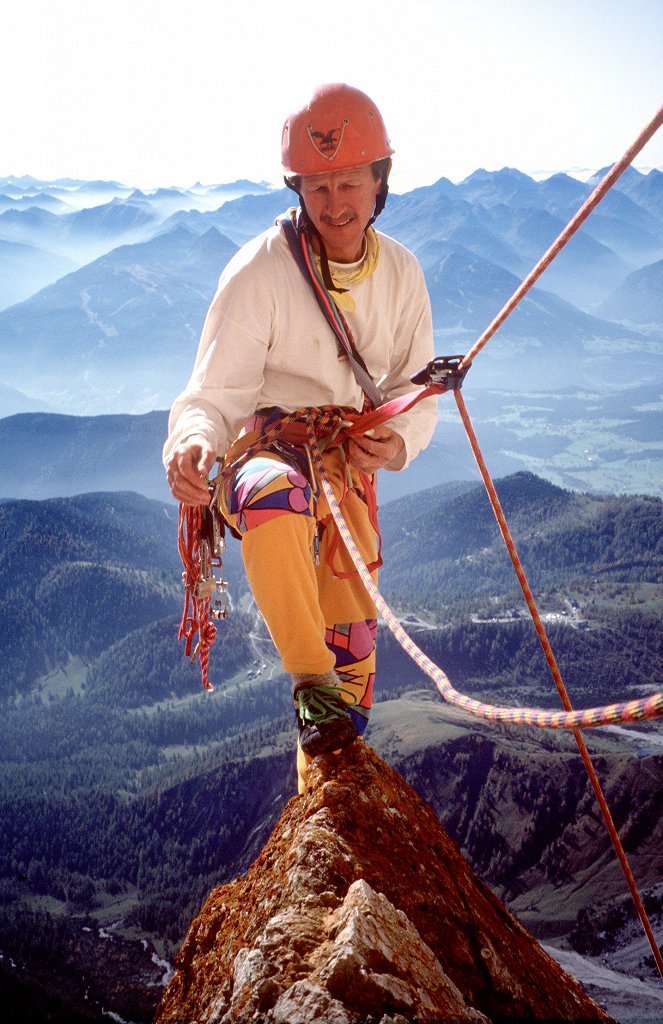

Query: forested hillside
[0,474,661,1021]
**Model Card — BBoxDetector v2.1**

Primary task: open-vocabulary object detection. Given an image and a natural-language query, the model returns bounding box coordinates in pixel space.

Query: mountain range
[2,371,661,505]
[0,474,661,1020]
[0,168,661,408]
[1,166,661,502]
[0,166,661,1021]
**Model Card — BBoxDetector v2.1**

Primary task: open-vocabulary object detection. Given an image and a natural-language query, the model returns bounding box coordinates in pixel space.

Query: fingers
[347,428,404,473]
[166,438,217,505]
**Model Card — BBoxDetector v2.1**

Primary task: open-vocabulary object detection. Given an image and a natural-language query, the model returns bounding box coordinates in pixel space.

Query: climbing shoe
[295,683,358,756]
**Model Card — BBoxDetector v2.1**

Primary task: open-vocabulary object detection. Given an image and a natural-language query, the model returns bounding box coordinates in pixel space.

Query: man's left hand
[347,425,404,473]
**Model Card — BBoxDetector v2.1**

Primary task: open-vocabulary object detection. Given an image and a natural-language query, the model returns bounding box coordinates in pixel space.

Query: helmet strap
[292,196,346,294]
[367,183,389,227]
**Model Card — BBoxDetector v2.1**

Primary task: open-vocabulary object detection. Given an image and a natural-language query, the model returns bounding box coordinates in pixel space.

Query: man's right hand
[165,436,217,505]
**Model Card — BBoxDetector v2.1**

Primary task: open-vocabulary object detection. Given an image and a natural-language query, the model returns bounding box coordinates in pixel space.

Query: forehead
[299,165,375,188]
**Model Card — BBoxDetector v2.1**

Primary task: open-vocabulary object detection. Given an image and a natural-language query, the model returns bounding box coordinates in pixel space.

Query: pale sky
[3,0,662,193]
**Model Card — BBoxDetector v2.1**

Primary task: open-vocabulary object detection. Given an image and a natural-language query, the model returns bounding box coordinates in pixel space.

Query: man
[164,83,438,790]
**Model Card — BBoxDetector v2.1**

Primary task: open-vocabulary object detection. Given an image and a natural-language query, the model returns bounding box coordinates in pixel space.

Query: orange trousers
[218,443,378,746]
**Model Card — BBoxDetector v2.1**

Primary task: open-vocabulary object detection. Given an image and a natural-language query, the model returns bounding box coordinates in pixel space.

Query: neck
[309,231,367,265]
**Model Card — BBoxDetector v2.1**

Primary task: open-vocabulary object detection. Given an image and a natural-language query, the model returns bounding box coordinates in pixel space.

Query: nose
[324,184,345,218]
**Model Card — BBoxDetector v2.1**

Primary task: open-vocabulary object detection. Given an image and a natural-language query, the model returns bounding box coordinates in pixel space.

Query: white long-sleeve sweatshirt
[163,221,438,471]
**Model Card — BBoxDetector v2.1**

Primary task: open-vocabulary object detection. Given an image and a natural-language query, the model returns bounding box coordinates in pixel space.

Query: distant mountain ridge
[0,167,661,417]
[0,410,171,500]
[0,226,238,412]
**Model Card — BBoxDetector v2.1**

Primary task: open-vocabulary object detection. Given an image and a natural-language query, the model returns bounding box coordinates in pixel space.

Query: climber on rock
[163,83,438,790]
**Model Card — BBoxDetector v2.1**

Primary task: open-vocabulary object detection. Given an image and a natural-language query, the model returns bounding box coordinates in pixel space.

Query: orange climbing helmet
[281,83,394,176]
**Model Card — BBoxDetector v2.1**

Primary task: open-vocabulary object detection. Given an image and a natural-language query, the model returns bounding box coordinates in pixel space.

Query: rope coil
[305,417,663,730]
[305,414,663,980]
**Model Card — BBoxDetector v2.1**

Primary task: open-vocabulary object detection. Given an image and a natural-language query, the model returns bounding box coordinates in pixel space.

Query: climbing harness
[176,101,663,973]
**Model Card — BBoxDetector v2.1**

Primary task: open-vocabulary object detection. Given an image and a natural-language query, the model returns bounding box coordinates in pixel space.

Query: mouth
[322,215,353,228]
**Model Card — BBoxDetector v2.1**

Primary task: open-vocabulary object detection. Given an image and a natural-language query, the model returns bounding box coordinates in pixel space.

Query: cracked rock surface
[155,740,614,1023]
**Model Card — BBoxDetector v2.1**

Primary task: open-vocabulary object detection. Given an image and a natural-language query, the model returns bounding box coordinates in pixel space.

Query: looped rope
[177,503,216,691]
[305,410,663,980]
[305,416,663,730]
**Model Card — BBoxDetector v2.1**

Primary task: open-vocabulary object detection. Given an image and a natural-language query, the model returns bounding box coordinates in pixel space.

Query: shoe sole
[299,719,358,757]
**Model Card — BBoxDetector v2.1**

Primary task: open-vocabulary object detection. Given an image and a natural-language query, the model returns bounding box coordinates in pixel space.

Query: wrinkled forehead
[299,165,376,189]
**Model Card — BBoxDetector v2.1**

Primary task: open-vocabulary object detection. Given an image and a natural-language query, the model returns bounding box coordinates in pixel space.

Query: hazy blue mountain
[0,168,661,494]
[0,174,53,189]
[68,196,159,242]
[420,245,629,342]
[206,178,273,195]
[479,204,628,307]
[0,226,238,412]
[382,168,663,312]
[577,190,663,262]
[0,174,114,191]
[0,383,56,416]
[0,410,172,501]
[0,237,76,308]
[2,374,661,507]
[168,186,294,245]
[0,190,68,214]
[598,256,663,326]
[0,197,159,265]
[380,183,524,271]
[613,166,663,222]
[0,204,61,247]
[417,247,647,394]
[0,181,274,277]
[453,166,543,208]
[0,203,650,413]
[462,165,663,258]
[534,171,589,213]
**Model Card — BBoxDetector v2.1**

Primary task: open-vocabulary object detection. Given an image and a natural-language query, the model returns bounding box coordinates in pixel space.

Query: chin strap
[366,182,389,227]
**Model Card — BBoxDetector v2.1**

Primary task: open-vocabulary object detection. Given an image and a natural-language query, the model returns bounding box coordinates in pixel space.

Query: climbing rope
[306,414,663,979]
[460,102,663,371]
[178,102,663,974]
[303,103,663,977]
[453,389,663,979]
[305,418,663,731]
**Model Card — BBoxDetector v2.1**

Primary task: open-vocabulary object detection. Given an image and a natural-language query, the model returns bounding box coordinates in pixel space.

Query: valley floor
[544,943,663,1024]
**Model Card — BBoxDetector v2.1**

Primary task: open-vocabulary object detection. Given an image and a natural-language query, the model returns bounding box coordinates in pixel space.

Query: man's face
[299,164,381,263]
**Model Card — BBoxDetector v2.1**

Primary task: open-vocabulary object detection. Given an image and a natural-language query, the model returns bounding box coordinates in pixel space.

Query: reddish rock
[155,740,615,1023]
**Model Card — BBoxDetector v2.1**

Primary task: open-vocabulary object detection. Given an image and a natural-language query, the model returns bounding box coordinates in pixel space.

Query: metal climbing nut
[210,580,230,620]
[198,539,212,580]
[211,506,225,558]
[193,576,217,600]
